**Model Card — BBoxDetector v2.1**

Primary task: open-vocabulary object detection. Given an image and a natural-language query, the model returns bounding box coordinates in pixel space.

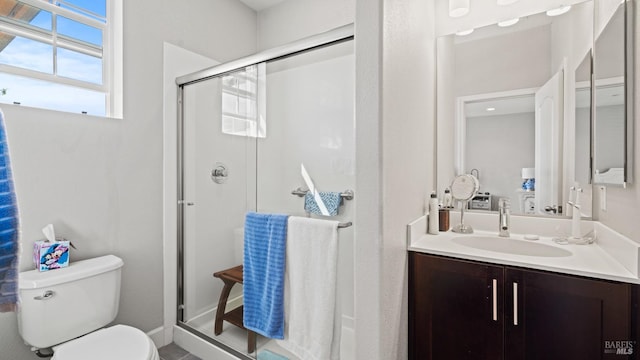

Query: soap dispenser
[428,192,439,235]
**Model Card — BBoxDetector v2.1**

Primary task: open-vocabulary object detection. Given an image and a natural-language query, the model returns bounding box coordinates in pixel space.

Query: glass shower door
[177,37,355,359]
[179,65,262,356]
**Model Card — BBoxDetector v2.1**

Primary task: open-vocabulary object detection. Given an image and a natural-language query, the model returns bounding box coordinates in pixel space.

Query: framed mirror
[436,0,594,218]
[592,0,634,185]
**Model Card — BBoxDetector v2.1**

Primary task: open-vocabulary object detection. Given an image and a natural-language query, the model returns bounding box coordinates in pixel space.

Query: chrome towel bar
[291,187,354,201]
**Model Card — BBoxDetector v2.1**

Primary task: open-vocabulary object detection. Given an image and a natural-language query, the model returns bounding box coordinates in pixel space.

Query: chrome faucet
[499,198,510,237]
[567,186,583,239]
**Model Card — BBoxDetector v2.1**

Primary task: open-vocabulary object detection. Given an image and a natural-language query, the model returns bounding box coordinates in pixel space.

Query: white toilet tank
[18,255,124,349]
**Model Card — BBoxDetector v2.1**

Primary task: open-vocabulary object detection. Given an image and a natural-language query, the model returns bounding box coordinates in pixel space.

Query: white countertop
[407,214,640,284]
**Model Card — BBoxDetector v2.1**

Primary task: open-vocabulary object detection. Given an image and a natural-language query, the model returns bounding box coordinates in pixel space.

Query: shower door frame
[175,24,354,358]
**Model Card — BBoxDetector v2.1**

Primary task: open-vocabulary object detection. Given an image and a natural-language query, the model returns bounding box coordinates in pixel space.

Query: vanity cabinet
[409,252,636,360]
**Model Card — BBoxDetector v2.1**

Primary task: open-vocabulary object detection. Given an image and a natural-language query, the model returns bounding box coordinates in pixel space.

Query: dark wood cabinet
[409,252,637,360]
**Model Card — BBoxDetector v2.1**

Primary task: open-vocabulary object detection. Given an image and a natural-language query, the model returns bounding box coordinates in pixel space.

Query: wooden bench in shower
[213,265,257,353]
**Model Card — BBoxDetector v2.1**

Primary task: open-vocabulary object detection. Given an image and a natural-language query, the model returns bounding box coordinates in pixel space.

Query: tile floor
[158,342,202,360]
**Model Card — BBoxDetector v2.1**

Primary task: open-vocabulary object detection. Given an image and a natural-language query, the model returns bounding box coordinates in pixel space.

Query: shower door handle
[178,200,195,206]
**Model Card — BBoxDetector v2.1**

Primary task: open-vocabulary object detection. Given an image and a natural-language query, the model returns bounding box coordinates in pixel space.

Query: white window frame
[0,0,123,118]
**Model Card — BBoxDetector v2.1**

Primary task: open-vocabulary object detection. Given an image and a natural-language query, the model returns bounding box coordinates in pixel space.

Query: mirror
[436,0,595,218]
[593,0,634,185]
[575,51,591,187]
[575,50,593,215]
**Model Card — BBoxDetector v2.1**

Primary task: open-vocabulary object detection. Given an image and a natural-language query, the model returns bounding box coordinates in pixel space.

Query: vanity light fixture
[498,18,520,27]
[449,0,470,18]
[456,29,475,36]
[497,0,519,5]
[486,107,496,111]
[546,5,571,17]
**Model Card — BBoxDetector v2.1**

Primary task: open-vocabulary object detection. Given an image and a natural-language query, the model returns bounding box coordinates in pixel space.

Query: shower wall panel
[257,41,355,319]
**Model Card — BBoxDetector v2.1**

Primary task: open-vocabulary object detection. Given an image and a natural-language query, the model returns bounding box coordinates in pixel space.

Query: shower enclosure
[175,26,355,359]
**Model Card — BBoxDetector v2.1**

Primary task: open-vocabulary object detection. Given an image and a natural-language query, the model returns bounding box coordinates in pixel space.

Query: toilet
[18,255,159,360]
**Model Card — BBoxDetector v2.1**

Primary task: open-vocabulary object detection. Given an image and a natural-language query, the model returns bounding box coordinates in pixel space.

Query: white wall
[0,1,257,359]
[379,0,436,358]
[353,0,383,358]
[257,0,355,50]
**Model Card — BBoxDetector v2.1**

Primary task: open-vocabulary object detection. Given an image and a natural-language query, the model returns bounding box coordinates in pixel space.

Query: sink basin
[452,236,572,257]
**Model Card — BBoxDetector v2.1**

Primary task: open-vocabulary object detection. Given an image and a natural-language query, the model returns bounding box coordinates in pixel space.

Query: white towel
[277,217,341,360]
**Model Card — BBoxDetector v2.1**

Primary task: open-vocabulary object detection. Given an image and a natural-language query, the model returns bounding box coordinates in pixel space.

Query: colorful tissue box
[33,241,70,271]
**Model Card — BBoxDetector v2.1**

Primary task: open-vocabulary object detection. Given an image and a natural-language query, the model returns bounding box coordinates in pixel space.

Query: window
[0,0,122,117]
[221,64,266,138]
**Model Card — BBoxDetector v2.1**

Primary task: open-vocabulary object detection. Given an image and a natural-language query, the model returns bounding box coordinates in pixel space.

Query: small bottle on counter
[443,188,453,208]
[428,192,439,235]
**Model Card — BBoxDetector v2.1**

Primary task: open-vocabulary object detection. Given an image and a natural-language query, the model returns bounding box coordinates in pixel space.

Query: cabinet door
[505,267,633,360]
[409,253,504,360]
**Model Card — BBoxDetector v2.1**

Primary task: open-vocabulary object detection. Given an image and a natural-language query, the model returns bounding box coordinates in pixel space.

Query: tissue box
[33,241,70,271]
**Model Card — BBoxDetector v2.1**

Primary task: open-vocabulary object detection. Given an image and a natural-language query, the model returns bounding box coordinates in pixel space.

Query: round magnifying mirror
[450,174,479,234]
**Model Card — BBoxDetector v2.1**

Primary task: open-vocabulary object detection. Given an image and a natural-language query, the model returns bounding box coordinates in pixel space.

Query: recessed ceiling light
[497,0,519,5]
[449,0,470,18]
[546,5,571,17]
[456,29,475,36]
[498,18,520,27]
[486,107,496,111]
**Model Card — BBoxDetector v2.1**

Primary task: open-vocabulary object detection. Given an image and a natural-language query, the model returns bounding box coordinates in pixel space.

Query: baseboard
[146,326,167,348]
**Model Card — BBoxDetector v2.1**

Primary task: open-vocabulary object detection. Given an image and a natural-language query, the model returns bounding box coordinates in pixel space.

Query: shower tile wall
[257,41,355,319]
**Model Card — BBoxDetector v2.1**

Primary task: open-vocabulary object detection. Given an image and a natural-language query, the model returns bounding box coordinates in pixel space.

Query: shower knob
[211,163,228,184]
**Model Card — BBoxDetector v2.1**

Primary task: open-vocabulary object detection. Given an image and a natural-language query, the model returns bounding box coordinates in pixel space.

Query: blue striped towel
[243,212,288,339]
[0,110,19,313]
[304,191,342,216]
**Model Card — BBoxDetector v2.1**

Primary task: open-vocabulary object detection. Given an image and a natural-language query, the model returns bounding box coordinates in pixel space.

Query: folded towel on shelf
[0,110,19,313]
[304,191,342,216]
[277,216,341,360]
[243,212,288,339]
[257,350,289,360]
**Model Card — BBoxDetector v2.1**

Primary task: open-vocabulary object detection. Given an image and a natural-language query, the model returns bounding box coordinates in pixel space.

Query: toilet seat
[52,325,159,360]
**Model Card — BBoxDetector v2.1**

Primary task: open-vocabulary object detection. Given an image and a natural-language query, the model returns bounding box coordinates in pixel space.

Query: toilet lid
[52,325,157,360]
